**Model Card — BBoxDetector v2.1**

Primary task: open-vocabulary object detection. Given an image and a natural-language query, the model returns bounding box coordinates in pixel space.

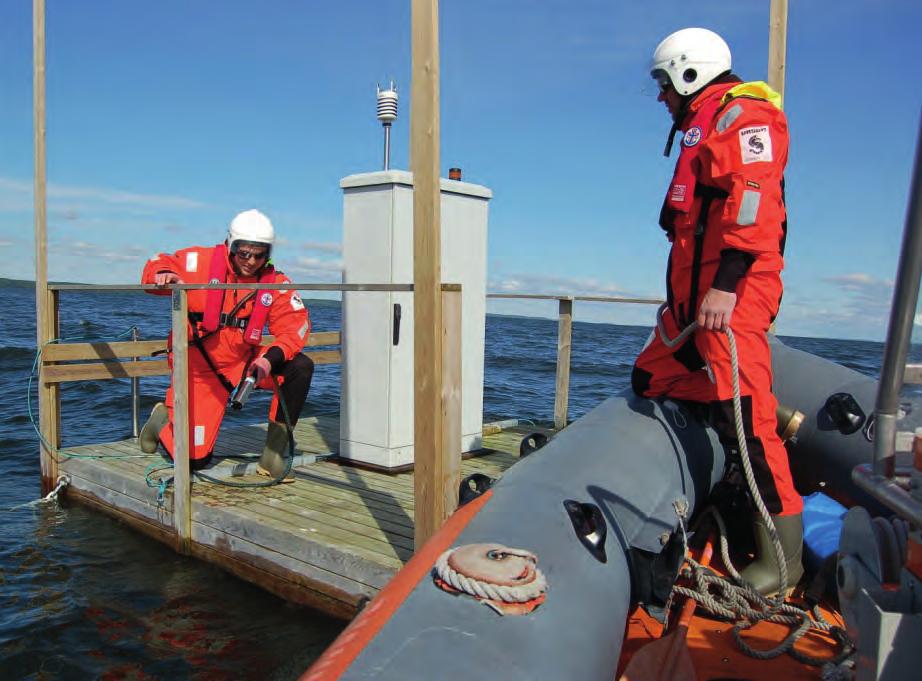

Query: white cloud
[49,238,148,263]
[301,241,342,254]
[279,256,344,284]
[294,256,343,271]
[0,177,206,211]
[774,272,895,340]
[489,270,641,298]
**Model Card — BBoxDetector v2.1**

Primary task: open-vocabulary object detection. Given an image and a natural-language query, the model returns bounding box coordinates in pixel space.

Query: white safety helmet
[651,28,731,97]
[226,209,275,255]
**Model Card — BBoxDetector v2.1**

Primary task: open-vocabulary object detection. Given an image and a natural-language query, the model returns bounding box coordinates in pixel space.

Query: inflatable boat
[302,336,922,680]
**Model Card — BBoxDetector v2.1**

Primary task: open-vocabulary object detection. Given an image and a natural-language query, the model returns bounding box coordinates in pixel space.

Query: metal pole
[383,124,392,171]
[131,326,140,438]
[872,114,922,475]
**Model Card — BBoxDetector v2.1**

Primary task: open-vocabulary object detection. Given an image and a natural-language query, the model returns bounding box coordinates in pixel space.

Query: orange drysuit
[143,244,311,463]
[632,81,802,516]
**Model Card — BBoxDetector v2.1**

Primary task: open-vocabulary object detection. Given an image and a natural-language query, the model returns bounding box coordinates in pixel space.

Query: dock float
[57,415,546,620]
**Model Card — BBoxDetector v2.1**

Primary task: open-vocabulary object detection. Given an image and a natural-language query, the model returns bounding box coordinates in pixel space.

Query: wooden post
[440,287,462,518]
[767,0,788,338]
[411,0,448,549]
[46,289,61,445]
[768,0,788,104]
[33,0,58,494]
[171,289,192,554]
[554,298,573,430]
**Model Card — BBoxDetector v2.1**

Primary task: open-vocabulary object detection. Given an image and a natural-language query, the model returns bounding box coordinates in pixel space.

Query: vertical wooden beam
[440,287,462,518]
[46,289,61,448]
[768,0,788,104]
[553,297,573,430]
[411,0,447,549]
[33,0,57,494]
[171,289,192,554]
[767,0,788,337]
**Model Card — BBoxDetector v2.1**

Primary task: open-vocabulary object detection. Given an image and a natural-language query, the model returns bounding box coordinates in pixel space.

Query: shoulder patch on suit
[290,293,305,311]
[683,126,702,147]
[739,125,773,164]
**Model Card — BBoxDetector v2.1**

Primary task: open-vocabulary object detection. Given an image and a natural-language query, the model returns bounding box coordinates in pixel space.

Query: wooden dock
[57,415,545,620]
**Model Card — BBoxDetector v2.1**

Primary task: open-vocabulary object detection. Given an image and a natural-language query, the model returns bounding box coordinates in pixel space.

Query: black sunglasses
[234,248,269,262]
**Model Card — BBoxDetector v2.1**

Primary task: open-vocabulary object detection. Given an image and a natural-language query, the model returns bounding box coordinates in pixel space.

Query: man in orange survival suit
[138,209,314,481]
[630,28,802,595]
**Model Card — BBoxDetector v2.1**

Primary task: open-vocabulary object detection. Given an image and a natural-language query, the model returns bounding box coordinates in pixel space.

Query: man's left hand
[697,288,737,331]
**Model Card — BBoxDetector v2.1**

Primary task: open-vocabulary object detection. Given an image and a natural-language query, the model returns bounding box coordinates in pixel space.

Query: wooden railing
[38,283,664,552]
[486,293,663,429]
[41,331,343,384]
[40,282,462,554]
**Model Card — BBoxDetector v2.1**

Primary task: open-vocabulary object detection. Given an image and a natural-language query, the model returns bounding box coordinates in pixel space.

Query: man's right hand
[154,272,182,286]
[250,356,272,382]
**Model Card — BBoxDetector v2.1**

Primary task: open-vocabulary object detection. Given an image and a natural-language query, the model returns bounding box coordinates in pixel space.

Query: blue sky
[1,1,920,341]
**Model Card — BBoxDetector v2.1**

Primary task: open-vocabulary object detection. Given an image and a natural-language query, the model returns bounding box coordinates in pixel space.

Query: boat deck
[56,415,545,619]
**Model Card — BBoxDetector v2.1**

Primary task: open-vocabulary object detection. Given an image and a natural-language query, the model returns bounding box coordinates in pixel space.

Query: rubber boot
[139,402,168,454]
[256,420,295,482]
[740,513,804,596]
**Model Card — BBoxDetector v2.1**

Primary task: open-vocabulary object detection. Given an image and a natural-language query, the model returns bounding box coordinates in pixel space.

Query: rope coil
[656,305,855,666]
[434,544,547,614]
[671,507,854,666]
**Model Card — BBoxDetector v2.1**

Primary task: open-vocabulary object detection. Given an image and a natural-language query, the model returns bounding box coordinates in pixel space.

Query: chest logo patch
[683,126,702,147]
[260,293,273,307]
[739,125,773,164]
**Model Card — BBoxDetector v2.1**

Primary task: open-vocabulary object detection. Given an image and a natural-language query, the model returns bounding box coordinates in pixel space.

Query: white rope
[434,547,547,604]
[656,307,854,666]
[655,304,788,598]
[42,475,70,503]
[672,507,853,666]
[5,475,70,511]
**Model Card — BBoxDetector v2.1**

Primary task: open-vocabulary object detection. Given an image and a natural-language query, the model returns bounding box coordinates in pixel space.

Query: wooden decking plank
[302,464,418,496]
[85,442,412,532]
[278,473,415,515]
[244,496,416,547]
[250,481,416,531]
[57,419,549,619]
[190,521,379,604]
[63,445,417,556]
[192,502,401,588]
[217,425,335,458]
[234,502,415,566]
[298,463,418,496]
[232,490,414,553]
[193,497,411,573]
[461,456,515,474]
[62,460,173,526]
